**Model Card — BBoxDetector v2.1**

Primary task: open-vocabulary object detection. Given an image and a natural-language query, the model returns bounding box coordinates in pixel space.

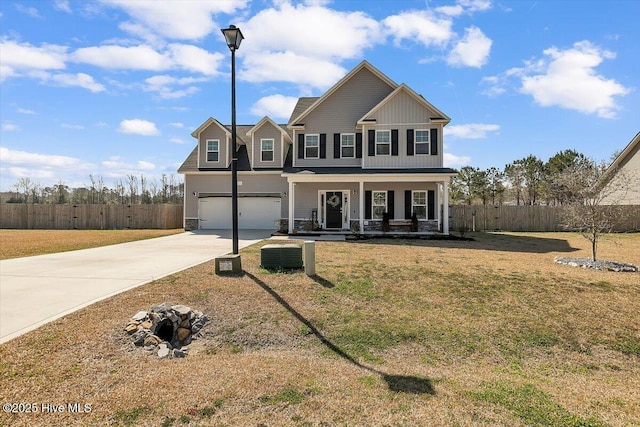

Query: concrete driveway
[0,230,269,344]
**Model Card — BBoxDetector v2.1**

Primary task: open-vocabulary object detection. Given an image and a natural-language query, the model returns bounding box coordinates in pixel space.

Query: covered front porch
[282,172,453,235]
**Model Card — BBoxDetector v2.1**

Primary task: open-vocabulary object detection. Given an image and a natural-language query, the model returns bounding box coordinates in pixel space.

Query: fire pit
[125,303,208,358]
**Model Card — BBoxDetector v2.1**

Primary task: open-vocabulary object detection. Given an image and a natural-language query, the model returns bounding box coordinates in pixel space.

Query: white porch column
[288,180,294,233]
[442,180,450,235]
[359,180,364,233]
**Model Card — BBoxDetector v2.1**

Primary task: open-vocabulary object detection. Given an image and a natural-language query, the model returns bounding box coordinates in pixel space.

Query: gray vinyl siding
[293,182,359,219]
[295,67,394,168]
[372,90,437,124]
[251,122,284,168]
[198,125,229,168]
[364,182,439,220]
[363,124,443,169]
[184,173,288,219]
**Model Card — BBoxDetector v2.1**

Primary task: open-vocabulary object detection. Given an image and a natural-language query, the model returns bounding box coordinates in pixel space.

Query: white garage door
[199,197,281,230]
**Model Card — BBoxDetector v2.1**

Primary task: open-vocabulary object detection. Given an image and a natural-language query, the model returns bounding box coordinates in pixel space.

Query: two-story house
[178,61,457,234]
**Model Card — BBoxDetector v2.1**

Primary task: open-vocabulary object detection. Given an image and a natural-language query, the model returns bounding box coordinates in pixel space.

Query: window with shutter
[415,130,429,155]
[305,134,319,158]
[341,134,355,158]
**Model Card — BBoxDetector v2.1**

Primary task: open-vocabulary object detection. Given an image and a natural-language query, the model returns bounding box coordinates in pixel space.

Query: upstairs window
[376,130,390,156]
[206,140,219,162]
[341,134,355,158]
[412,191,427,219]
[305,134,319,159]
[415,130,429,155]
[261,139,274,162]
[372,191,387,219]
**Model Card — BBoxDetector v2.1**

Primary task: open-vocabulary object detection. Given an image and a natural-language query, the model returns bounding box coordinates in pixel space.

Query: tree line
[449,149,614,206]
[3,174,184,205]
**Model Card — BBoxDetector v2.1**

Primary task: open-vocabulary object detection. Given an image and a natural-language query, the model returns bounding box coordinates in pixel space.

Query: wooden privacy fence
[0,204,183,230]
[449,205,640,232]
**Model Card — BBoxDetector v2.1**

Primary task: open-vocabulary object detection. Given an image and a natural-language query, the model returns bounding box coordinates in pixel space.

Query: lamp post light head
[221,25,244,51]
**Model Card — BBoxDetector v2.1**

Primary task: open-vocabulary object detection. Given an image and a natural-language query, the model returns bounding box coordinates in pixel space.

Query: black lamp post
[221,25,244,255]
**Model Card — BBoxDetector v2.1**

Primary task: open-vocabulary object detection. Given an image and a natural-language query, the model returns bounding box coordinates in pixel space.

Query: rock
[172,304,192,316]
[140,320,152,329]
[131,311,148,322]
[158,346,171,358]
[133,330,150,346]
[177,327,191,342]
[179,319,191,328]
[173,349,187,358]
[144,335,161,346]
[125,323,139,334]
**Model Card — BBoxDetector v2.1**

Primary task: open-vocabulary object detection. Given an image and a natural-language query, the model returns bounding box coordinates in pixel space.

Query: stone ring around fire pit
[125,303,208,358]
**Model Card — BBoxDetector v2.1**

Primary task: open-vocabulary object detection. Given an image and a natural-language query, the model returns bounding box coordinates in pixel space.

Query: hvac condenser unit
[260,244,303,269]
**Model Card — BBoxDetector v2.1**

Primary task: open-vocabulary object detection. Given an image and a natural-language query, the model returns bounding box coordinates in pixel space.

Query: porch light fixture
[222,24,243,255]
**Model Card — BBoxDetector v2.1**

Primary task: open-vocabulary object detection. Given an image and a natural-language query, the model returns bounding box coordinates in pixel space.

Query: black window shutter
[406,129,414,156]
[297,134,304,159]
[405,190,412,219]
[368,130,375,156]
[430,128,438,156]
[388,190,395,218]
[365,190,372,219]
[356,133,362,158]
[428,190,435,220]
[320,134,326,159]
[391,130,399,156]
[333,133,340,159]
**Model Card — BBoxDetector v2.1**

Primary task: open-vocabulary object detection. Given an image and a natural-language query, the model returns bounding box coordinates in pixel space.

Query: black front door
[325,191,343,229]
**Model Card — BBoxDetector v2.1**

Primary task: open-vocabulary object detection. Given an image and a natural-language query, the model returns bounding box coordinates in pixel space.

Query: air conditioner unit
[260,244,303,269]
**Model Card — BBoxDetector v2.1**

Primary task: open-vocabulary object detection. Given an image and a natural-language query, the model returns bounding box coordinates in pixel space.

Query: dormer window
[207,140,219,162]
[375,130,390,156]
[261,138,274,162]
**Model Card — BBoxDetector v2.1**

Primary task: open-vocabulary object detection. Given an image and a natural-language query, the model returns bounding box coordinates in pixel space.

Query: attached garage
[198,195,281,230]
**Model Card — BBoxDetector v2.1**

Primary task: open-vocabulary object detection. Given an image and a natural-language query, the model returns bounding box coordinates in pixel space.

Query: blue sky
[1,0,638,191]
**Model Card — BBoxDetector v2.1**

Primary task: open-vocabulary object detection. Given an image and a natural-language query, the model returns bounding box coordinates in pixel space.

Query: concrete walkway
[0,230,268,344]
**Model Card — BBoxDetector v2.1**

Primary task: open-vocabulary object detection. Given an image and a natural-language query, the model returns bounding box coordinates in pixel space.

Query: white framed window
[305,134,319,158]
[341,134,355,158]
[261,138,274,162]
[206,140,219,162]
[415,130,430,155]
[376,130,390,156]
[372,191,387,220]
[412,190,427,219]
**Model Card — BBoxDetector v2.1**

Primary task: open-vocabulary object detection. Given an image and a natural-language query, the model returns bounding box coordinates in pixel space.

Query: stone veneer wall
[184,218,199,231]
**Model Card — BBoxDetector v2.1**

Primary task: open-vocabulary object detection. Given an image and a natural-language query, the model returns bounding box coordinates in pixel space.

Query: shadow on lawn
[352,232,580,254]
[244,271,435,396]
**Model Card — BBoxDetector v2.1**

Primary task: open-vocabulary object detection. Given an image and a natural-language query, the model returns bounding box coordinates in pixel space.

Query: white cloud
[167,44,224,76]
[142,75,201,99]
[70,45,171,70]
[518,41,629,118]
[383,10,453,47]
[50,72,106,92]
[444,152,472,168]
[15,4,41,18]
[435,5,464,17]
[62,123,85,130]
[169,122,184,128]
[137,160,155,170]
[0,40,67,71]
[240,51,346,89]
[2,123,19,132]
[0,147,91,169]
[459,0,493,13]
[54,0,72,13]
[17,108,36,114]
[447,26,492,68]
[100,0,249,40]
[169,137,187,144]
[117,119,161,136]
[445,123,500,139]
[250,94,299,120]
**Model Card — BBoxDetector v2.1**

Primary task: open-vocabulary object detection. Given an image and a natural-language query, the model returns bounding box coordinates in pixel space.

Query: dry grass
[0,229,184,260]
[1,232,639,426]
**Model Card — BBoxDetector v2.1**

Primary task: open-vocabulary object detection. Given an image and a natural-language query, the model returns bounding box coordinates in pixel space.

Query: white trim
[443,181,449,235]
[341,133,356,158]
[305,134,320,159]
[318,189,350,229]
[415,129,430,156]
[411,189,427,220]
[375,129,391,156]
[260,138,275,162]
[206,139,220,163]
[282,173,456,183]
[288,181,294,233]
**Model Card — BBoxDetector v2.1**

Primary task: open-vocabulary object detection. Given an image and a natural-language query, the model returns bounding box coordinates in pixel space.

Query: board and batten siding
[294,67,394,168]
[198,125,229,168]
[251,122,284,168]
[184,173,288,219]
[363,124,443,169]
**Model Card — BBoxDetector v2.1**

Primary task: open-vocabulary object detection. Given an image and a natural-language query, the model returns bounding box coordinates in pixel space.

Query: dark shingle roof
[288,97,319,126]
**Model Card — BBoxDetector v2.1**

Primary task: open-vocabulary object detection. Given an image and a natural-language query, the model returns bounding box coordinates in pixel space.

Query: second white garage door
[199,197,281,230]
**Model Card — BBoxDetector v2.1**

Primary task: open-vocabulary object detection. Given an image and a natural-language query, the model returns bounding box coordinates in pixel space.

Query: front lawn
[0,232,638,426]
